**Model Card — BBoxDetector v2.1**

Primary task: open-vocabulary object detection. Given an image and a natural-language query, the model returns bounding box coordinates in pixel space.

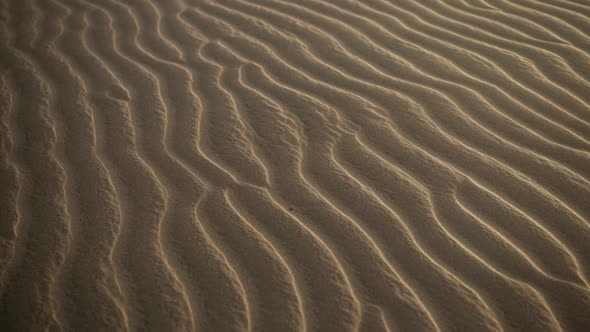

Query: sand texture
[2,0,590,331]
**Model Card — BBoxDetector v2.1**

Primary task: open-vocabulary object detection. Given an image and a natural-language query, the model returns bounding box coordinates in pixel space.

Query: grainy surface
[1,0,590,331]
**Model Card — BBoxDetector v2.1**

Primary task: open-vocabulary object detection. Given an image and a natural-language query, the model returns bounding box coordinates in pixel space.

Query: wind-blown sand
[1,0,590,331]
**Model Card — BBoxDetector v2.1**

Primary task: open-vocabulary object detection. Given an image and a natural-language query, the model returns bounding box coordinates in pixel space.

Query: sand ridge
[1,0,590,331]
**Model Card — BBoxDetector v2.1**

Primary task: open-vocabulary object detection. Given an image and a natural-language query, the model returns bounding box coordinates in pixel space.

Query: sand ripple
[1,0,590,331]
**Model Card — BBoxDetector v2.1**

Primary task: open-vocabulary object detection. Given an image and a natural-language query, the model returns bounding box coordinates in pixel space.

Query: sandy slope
[1,0,590,331]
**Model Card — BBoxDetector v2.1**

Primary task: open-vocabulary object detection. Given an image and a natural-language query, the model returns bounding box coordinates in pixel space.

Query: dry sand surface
[2,0,590,331]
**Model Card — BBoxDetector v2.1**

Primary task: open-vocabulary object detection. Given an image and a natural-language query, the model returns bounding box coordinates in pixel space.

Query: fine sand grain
[1,0,590,331]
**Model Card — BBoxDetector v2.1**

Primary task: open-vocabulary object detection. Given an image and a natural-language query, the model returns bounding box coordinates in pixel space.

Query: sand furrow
[20,1,130,330]
[220,62,367,331]
[451,188,590,331]
[245,0,590,138]
[0,3,70,329]
[436,0,573,42]
[86,2,272,330]
[99,0,268,188]
[229,59,462,332]
[136,0,241,188]
[110,0,182,63]
[228,185,363,332]
[503,0,590,35]
[484,0,590,44]
[347,0,590,142]
[183,2,590,273]
[194,0,580,157]
[187,4,590,326]
[392,0,590,120]
[200,39,442,329]
[454,181,586,286]
[190,0,590,308]
[333,134,564,332]
[0,11,24,295]
[196,190,304,332]
[219,0,590,177]
[65,1,270,331]
[235,40,584,330]
[544,0,590,14]
[0,72,20,293]
[438,0,587,40]
[54,2,196,330]
[429,0,568,44]
[363,102,590,285]
[228,62,430,331]
[206,0,590,225]
[286,2,590,116]
[364,0,586,139]
[3,0,590,331]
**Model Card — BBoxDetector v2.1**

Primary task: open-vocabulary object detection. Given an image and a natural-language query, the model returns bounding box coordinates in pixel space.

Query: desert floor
[1,0,590,331]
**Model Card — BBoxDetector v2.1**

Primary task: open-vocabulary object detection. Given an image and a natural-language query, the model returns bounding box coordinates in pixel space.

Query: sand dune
[1,0,590,331]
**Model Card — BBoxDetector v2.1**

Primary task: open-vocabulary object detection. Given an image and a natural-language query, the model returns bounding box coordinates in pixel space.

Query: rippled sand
[1,0,590,331]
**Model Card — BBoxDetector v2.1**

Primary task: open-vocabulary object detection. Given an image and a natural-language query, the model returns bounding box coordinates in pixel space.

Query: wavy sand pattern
[1,0,590,331]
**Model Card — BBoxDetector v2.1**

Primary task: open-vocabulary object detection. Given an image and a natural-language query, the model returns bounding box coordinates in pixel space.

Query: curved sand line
[1,0,590,331]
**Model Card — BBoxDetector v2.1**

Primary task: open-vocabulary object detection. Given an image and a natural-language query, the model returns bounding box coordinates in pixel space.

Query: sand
[1,0,590,331]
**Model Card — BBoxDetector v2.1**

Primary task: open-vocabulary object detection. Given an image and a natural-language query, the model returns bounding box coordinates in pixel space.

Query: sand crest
[1,0,590,331]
